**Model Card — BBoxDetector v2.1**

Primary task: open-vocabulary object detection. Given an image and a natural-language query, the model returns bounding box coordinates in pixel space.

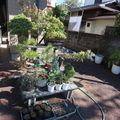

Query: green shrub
[23,38,37,46]
[109,48,120,66]
[23,49,39,60]
[8,14,32,37]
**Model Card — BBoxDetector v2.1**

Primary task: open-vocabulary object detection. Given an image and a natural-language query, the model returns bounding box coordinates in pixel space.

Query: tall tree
[53,4,68,23]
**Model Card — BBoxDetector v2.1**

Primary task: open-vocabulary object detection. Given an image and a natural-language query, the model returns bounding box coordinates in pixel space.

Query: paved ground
[0,48,120,120]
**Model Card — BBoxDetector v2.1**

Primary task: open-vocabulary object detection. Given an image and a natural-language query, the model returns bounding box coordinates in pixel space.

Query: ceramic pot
[36,80,48,88]
[62,83,69,90]
[55,84,62,91]
[48,85,55,93]
[111,64,120,75]
[95,54,104,64]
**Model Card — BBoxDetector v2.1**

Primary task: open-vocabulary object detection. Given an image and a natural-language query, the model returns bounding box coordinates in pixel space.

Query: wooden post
[0,26,2,44]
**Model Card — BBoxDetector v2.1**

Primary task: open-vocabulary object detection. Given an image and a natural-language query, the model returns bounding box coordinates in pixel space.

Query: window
[87,23,91,27]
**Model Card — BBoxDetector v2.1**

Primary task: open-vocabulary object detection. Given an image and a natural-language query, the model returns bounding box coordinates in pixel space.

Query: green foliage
[23,38,37,46]
[115,13,120,36]
[53,4,68,23]
[63,64,75,82]
[109,48,120,66]
[23,49,39,60]
[45,16,66,40]
[42,44,55,63]
[8,14,32,36]
[64,51,86,62]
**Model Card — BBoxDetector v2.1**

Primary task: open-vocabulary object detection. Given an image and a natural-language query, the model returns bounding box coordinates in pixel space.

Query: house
[66,0,120,52]
[0,0,56,35]
[68,0,120,35]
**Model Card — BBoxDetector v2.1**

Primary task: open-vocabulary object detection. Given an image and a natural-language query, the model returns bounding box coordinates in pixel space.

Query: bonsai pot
[55,84,62,91]
[111,64,120,75]
[48,84,55,93]
[62,83,69,90]
[95,54,104,64]
[36,80,48,88]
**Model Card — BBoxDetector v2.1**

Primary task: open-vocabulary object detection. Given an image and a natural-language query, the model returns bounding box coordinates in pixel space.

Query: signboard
[68,16,82,32]
[36,0,47,10]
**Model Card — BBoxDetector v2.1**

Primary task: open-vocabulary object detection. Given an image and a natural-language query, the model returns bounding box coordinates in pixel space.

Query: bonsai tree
[23,49,39,62]
[8,14,33,41]
[63,63,75,83]
[109,48,120,67]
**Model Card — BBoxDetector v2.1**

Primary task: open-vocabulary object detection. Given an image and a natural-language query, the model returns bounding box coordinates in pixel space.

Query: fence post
[0,26,2,45]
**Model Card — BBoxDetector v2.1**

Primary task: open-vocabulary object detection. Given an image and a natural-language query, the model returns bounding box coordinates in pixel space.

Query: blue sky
[56,0,64,5]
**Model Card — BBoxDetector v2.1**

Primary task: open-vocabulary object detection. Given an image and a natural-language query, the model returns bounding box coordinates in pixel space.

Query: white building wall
[84,0,95,6]
[89,19,115,35]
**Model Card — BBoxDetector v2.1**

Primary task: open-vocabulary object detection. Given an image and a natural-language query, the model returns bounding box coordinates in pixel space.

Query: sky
[56,0,64,5]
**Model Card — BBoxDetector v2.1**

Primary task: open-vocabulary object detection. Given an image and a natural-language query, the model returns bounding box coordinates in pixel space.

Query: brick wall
[65,27,120,54]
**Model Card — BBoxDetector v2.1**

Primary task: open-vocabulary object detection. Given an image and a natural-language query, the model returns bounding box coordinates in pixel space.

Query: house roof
[70,1,119,13]
[88,15,116,20]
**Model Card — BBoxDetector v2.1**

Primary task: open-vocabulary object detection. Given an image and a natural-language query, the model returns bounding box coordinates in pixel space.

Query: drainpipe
[0,26,2,45]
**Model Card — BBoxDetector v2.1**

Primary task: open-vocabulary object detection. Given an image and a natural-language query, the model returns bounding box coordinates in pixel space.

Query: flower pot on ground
[55,84,62,91]
[111,64,120,75]
[95,54,104,64]
[109,48,120,75]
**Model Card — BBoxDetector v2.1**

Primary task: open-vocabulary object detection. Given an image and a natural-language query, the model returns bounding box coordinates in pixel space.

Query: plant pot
[55,84,62,91]
[111,64,120,75]
[95,54,104,64]
[36,80,48,88]
[62,83,69,90]
[48,85,55,93]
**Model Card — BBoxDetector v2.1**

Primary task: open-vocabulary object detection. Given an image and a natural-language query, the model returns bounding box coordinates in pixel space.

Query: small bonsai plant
[23,38,38,46]
[62,64,75,90]
[109,48,120,75]
[20,73,37,91]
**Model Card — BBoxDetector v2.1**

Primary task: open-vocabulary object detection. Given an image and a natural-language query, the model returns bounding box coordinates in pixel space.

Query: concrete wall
[84,19,115,35]
[8,0,20,20]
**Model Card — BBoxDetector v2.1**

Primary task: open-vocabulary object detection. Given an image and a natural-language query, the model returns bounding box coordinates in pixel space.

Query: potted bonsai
[55,72,63,91]
[20,73,37,92]
[47,72,56,92]
[36,68,48,88]
[62,64,75,90]
[109,48,120,75]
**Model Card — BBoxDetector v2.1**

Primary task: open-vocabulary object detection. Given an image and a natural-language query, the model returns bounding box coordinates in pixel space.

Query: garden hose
[73,88,105,120]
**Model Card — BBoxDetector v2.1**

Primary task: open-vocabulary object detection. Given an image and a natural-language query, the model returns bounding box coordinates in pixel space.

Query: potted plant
[47,72,56,92]
[109,48,120,75]
[62,64,75,90]
[55,72,63,91]
[95,54,104,64]
[20,73,37,92]
[86,50,95,61]
[36,68,48,88]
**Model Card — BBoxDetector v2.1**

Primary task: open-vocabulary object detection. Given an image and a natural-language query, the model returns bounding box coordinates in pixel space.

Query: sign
[36,0,47,10]
[68,16,82,32]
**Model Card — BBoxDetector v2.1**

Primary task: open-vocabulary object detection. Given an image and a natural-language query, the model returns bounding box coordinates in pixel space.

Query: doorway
[0,0,8,35]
